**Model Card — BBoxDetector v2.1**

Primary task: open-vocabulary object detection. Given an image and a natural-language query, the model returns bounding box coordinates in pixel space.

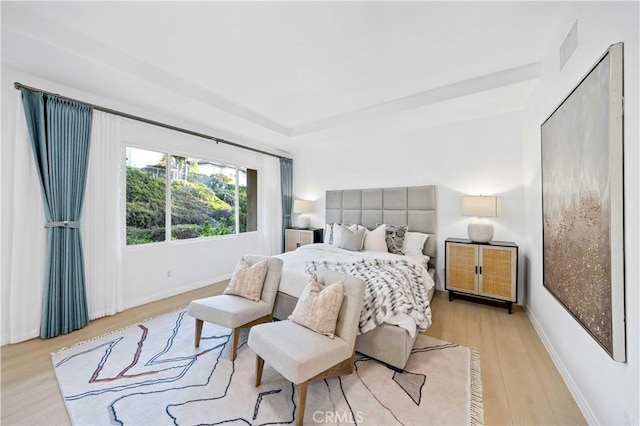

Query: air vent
[560,20,578,70]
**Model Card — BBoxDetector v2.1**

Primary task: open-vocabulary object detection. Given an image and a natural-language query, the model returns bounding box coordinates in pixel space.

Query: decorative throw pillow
[223,258,268,302]
[384,224,408,254]
[403,231,429,257]
[339,227,366,251]
[363,224,387,252]
[331,223,358,247]
[289,274,344,338]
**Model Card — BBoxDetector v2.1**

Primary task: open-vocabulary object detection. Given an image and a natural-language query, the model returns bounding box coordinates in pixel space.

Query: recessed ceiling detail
[2,2,570,148]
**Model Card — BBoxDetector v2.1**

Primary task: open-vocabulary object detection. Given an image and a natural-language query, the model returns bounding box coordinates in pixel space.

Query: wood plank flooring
[425,291,586,425]
[1,285,586,425]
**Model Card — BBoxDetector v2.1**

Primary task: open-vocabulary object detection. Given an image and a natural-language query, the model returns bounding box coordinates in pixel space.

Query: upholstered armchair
[247,270,365,426]
[188,255,283,361]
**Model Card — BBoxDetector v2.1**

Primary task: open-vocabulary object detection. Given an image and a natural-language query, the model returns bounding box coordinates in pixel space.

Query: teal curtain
[20,89,93,338]
[280,158,293,251]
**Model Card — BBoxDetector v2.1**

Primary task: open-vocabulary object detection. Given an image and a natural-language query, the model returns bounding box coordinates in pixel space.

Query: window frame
[124,144,257,249]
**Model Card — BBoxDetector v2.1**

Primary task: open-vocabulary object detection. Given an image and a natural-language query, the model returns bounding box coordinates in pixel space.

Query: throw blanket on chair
[305,259,432,335]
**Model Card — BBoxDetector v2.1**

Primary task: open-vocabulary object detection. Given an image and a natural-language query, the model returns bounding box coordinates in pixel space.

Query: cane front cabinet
[445,238,518,313]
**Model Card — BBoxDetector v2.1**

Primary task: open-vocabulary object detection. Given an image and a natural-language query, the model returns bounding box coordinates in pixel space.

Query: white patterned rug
[52,309,483,425]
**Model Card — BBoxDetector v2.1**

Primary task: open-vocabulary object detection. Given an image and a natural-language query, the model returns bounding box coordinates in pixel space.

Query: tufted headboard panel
[325,185,437,269]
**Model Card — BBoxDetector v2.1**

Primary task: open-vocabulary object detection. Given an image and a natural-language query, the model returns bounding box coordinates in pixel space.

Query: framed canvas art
[541,43,625,362]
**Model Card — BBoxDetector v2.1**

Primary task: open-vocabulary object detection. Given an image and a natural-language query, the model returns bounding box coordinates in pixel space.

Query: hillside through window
[126,147,257,246]
[125,148,166,245]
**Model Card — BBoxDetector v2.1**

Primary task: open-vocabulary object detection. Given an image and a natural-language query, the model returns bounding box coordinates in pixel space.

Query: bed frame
[274,185,437,371]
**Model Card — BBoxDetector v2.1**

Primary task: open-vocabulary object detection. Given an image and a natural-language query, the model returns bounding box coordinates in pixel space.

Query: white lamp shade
[292,199,314,214]
[462,196,498,217]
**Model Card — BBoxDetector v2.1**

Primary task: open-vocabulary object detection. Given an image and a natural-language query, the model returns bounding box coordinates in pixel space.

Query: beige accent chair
[248,271,365,426]
[188,255,283,361]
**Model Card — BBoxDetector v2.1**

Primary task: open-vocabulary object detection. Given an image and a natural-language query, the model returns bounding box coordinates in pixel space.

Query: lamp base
[297,214,310,229]
[467,218,494,243]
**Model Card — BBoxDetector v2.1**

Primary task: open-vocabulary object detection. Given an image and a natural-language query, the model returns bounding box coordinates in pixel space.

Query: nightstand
[284,228,323,252]
[445,238,518,313]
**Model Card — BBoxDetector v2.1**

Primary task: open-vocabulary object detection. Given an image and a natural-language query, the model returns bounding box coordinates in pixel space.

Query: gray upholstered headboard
[325,185,437,269]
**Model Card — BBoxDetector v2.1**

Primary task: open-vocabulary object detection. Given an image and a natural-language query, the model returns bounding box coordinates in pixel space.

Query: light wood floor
[425,291,586,425]
[1,285,586,425]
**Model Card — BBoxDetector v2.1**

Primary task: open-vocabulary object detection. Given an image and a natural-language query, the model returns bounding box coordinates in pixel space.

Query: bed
[273,185,437,370]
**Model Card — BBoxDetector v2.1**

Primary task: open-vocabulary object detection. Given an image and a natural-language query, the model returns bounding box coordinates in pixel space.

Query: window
[126,147,257,246]
[125,148,166,245]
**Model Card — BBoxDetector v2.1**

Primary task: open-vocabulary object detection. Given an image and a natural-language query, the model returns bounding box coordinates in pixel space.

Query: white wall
[119,118,282,308]
[522,2,639,424]
[120,119,272,308]
[122,232,263,308]
[292,110,526,299]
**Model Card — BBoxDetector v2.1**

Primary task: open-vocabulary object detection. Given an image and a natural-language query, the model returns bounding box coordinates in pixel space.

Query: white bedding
[275,243,434,337]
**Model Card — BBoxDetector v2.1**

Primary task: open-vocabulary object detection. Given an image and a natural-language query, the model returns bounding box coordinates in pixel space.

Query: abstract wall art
[541,43,625,362]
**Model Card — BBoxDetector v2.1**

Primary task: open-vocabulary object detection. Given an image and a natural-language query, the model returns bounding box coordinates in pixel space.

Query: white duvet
[275,243,434,336]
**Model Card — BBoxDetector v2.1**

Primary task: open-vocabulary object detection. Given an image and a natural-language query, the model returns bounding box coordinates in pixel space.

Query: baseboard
[525,306,599,425]
[1,277,230,346]
[1,328,40,346]
[122,274,231,311]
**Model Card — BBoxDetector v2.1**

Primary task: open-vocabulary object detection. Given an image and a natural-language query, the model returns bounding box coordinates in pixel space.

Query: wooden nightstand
[445,238,518,313]
[284,228,323,252]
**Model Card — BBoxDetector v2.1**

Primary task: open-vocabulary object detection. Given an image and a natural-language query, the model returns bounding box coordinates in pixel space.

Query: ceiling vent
[560,20,578,70]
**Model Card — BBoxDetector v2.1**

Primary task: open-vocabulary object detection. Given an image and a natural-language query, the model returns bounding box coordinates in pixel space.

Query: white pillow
[363,224,387,252]
[403,231,429,257]
[324,223,333,243]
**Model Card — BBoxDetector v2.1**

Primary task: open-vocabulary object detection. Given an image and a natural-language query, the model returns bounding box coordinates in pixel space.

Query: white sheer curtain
[3,95,46,344]
[262,155,283,255]
[2,104,124,344]
[81,111,123,319]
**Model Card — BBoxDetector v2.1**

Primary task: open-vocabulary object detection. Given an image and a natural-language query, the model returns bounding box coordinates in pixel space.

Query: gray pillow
[325,222,359,245]
[338,227,366,251]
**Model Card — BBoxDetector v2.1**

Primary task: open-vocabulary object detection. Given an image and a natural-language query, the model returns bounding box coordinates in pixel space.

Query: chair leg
[194,319,203,348]
[255,355,264,387]
[230,327,240,361]
[296,381,309,426]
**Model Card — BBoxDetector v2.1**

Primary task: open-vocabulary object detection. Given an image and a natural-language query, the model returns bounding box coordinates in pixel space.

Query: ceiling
[2,1,572,153]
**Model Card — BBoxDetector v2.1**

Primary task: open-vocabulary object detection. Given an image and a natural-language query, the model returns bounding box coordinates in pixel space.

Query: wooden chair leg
[231,328,240,361]
[194,319,203,348]
[255,355,264,387]
[296,381,309,426]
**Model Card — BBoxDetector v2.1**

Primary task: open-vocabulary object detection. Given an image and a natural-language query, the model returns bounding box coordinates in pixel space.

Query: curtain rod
[14,82,290,160]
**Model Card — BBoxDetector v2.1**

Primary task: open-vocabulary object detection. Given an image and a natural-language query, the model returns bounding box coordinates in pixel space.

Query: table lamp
[462,195,499,243]
[293,199,313,229]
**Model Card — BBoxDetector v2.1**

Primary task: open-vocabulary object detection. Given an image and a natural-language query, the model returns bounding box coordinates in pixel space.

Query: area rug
[52,309,483,425]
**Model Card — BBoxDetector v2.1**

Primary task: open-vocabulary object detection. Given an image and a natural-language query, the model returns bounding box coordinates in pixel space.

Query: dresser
[445,238,518,313]
[284,228,323,252]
